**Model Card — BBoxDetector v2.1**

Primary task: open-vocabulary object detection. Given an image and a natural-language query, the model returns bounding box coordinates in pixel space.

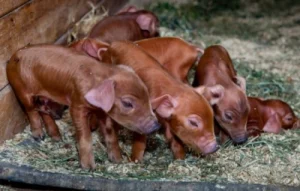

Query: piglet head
[153,89,219,155]
[136,11,160,38]
[85,66,160,135]
[196,82,250,144]
[268,99,299,130]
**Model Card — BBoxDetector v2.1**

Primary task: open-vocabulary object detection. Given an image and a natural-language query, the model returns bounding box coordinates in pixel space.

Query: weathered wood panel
[0,0,102,89]
[0,0,127,143]
[0,0,30,17]
[0,85,27,143]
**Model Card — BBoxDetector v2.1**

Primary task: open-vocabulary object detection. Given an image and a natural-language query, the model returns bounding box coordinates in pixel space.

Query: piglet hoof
[130,154,143,163]
[51,135,62,142]
[108,152,122,163]
[173,153,185,160]
[80,158,96,170]
[32,130,45,142]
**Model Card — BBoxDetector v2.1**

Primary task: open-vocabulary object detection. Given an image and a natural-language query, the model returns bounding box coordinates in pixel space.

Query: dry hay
[0,116,300,186]
[66,3,108,44]
[1,0,300,189]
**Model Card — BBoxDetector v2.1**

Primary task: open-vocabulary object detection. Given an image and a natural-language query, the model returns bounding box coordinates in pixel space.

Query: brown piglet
[194,46,250,144]
[89,6,159,44]
[247,97,300,136]
[96,41,221,161]
[7,45,159,169]
[135,38,249,144]
[135,37,203,83]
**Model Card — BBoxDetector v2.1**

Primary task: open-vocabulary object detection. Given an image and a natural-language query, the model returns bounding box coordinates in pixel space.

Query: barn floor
[1,0,300,190]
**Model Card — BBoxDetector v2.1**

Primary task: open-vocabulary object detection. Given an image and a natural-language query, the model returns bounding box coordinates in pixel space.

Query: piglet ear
[151,94,178,119]
[82,38,109,60]
[293,119,300,129]
[194,85,224,105]
[136,14,152,31]
[263,113,282,134]
[195,47,204,54]
[234,76,246,92]
[84,80,115,112]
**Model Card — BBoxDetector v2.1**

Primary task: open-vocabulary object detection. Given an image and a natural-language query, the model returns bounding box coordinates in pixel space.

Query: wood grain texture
[0,85,27,143]
[0,0,127,143]
[0,0,29,17]
[0,0,102,89]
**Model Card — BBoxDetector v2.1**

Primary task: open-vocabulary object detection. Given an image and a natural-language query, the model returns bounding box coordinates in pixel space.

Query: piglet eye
[189,119,199,128]
[224,112,233,121]
[121,100,133,109]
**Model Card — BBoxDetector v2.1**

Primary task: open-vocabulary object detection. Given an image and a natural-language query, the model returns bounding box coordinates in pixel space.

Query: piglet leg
[27,110,45,141]
[40,113,61,141]
[131,133,147,162]
[20,94,45,140]
[70,105,95,170]
[99,116,122,163]
[164,123,185,160]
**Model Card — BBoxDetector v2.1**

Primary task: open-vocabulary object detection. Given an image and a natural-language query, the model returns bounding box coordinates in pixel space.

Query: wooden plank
[0,85,27,143]
[0,0,102,89]
[0,0,30,17]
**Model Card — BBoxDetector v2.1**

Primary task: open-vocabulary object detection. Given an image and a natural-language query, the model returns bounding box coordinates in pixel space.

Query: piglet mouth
[200,141,219,155]
[231,134,248,144]
[136,116,161,135]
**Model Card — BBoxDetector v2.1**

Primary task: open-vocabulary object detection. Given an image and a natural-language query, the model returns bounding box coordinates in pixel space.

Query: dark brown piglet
[89,6,160,44]
[247,97,300,136]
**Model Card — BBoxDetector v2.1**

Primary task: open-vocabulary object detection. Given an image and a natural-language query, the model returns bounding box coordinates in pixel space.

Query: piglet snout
[144,120,161,134]
[232,135,248,144]
[139,116,161,135]
[202,141,219,155]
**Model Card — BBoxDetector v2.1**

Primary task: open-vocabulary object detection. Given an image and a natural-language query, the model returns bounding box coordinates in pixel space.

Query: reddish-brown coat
[6,45,158,169]
[101,41,218,161]
[247,97,300,136]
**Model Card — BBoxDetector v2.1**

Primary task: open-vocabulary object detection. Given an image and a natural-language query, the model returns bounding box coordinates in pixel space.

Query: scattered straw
[1,0,300,188]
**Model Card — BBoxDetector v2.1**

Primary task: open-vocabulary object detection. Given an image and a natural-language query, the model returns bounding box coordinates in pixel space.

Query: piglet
[247,97,300,136]
[7,45,159,169]
[97,41,220,161]
[135,37,203,83]
[135,38,250,144]
[89,6,159,44]
[194,45,250,144]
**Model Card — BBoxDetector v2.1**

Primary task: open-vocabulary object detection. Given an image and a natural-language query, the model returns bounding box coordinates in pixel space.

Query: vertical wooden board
[0,0,30,17]
[0,0,102,89]
[0,85,27,143]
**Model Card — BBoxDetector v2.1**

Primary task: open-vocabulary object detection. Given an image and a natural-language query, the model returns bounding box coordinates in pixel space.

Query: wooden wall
[0,0,128,143]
